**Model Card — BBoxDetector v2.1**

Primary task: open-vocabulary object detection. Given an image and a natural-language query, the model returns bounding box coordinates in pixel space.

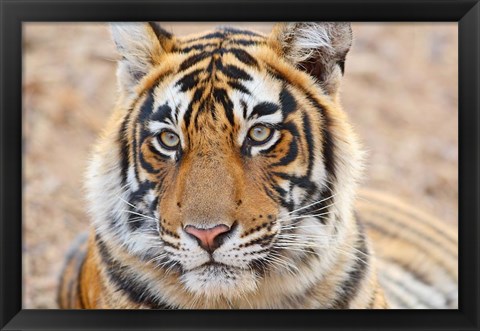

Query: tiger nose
[184,224,231,253]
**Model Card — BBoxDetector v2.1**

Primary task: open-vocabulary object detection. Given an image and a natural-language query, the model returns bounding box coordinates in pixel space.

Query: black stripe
[303,92,337,181]
[363,210,457,260]
[276,183,332,224]
[95,234,174,309]
[220,64,252,81]
[249,102,279,119]
[380,272,437,308]
[212,88,235,126]
[321,124,336,180]
[381,283,411,308]
[338,59,346,75]
[138,143,164,173]
[228,48,258,67]
[382,256,431,285]
[149,103,174,125]
[178,43,217,53]
[147,142,170,160]
[263,183,279,203]
[274,138,298,167]
[269,67,337,181]
[118,110,133,186]
[126,211,143,231]
[364,220,457,282]
[259,136,282,155]
[183,88,203,129]
[119,77,174,187]
[227,81,250,95]
[132,91,155,182]
[279,87,297,118]
[272,184,293,210]
[126,181,156,231]
[69,247,86,307]
[57,232,88,307]
[179,52,210,72]
[76,249,87,308]
[243,233,277,248]
[272,172,317,192]
[330,220,369,308]
[184,31,225,43]
[221,27,262,37]
[365,194,457,246]
[302,113,315,177]
[241,100,249,119]
[175,69,203,92]
[193,97,211,130]
[230,39,262,47]
[67,268,76,307]
[272,122,299,167]
[137,90,156,123]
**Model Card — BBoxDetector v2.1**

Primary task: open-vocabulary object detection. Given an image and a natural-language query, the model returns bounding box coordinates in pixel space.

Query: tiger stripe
[57,22,457,309]
[357,189,457,308]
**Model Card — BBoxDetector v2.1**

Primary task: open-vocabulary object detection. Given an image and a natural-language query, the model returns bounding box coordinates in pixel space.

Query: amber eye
[248,124,273,144]
[158,130,180,150]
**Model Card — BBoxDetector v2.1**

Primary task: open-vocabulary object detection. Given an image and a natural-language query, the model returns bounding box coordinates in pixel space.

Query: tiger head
[86,22,363,303]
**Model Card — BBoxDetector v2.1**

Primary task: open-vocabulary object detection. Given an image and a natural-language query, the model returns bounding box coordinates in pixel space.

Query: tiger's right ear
[110,22,175,95]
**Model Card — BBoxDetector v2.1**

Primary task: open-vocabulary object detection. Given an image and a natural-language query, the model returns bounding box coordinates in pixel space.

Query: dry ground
[23,23,458,308]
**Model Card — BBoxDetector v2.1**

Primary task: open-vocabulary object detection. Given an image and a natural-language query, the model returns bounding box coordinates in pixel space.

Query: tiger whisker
[273,245,368,267]
[164,260,181,275]
[272,241,370,265]
[279,211,335,222]
[279,224,334,231]
[282,193,337,216]
[276,235,364,252]
[278,201,337,222]
[121,209,159,222]
[147,254,169,266]
[124,216,153,224]
[263,252,299,276]
[276,235,330,242]
[118,196,140,211]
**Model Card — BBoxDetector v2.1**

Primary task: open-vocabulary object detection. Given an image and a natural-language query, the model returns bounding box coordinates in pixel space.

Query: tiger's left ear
[269,22,352,98]
[110,22,175,96]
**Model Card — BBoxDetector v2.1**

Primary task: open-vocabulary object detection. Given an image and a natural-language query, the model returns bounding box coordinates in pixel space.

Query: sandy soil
[22,22,458,308]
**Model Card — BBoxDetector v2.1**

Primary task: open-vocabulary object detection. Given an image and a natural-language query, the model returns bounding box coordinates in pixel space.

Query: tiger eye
[248,125,272,143]
[159,130,180,149]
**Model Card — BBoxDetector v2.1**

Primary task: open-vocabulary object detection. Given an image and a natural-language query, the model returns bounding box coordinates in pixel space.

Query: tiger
[57,22,458,309]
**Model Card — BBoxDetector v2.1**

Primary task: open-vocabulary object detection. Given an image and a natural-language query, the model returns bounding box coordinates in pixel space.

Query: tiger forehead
[175,27,267,53]
[172,27,266,81]
[144,28,283,131]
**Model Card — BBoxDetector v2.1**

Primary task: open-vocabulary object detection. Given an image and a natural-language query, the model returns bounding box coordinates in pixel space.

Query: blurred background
[23,23,458,308]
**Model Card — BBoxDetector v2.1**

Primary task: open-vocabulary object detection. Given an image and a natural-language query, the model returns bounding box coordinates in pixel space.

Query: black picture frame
[1,0,479,330]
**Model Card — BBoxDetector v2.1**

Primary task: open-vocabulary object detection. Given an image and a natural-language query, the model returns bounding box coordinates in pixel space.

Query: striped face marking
[88,24,363,303]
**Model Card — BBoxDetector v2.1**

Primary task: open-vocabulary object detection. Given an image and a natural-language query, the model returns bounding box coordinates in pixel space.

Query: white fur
[282,23,333,64]
[111,23,161,96]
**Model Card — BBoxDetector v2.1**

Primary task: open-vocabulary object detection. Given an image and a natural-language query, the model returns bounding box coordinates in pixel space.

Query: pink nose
[184,224,231,253]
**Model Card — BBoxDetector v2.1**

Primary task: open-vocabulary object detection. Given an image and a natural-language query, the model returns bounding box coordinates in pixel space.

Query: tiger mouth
[193,261,241,271]
[187,260,246,273]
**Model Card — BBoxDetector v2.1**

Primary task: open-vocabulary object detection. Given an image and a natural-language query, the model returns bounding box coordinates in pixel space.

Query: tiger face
[87,22,362,301]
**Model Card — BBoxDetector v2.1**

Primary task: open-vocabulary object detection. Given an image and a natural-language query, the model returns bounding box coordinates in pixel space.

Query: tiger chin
[57,22,458,309]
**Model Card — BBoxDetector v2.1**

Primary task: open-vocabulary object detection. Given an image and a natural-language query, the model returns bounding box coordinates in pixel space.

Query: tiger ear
[110,22,175,95]
[269,22,352,97]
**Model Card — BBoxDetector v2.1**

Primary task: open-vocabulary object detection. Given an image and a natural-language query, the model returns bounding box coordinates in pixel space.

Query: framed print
[1,0,479,330]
